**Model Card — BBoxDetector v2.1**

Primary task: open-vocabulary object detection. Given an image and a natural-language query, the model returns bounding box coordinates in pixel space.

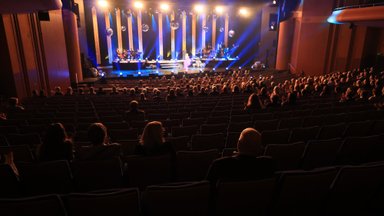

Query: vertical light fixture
[127,10,134,52]
[182,11,187,59]
[91,6,101,65]
[116,8,123,52]
[104,10,113,63]
[171,11,175,59]
[159,3,169,60]
[224,13,229,47]
[191,12,196,57]
[134,1,144,59]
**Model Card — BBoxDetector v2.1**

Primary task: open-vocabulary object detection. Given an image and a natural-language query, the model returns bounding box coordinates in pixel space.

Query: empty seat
[176,149,218,181]
[227,122,253,133]
[301,138,343,170]
[225,132,240,148]
[231,114,251,123]
[18,160,73,196]
[264,142,306,171]
[0,164,21,198]
[317,123,346,140]
[302,116,324,127]
[278,117,303,129]
[370,120,384,135]
[273,167,338,216]
[71,158,123,192]
[215,178,276,216]
[207,116,229,124]
[166,136,190,151]
[342,120,373,137]
[253,119,279,132]
[0,194,66,216]
[191,133,225,150]
[171,125,199,138]
[200,124,227,134]
[325,163,384,215]
[66,188,140,216]
[109,129,138,141]
[289,126,320,143]
[182,118,205,127]
[261,129,290,145]
[142,181,210,216]
[123,154,172,190]
[336,135,380,165]
[6,133,41,147]
[323,113,346,125]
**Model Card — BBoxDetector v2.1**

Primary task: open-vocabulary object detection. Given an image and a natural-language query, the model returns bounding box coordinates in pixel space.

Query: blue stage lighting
[226,67,229,70]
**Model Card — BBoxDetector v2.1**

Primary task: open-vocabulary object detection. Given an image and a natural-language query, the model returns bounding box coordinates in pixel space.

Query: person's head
[55,86,62,93]
[130,100,139,110]
[8,97,18,107]
[44,123,67,144]
[88,123,108,146]
[237,128,263,156]
[140,121,165,148]
[66,87,73,95]
[247,93,262,109]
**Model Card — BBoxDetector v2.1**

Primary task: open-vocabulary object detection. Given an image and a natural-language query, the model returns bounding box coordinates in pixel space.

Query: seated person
[244,93,264,112]
[37,123,73,161]
[206,128,275,187]
[76,123,121,160]
[134,121,174,156]
[6,97,25,119]
[125,100,145,122]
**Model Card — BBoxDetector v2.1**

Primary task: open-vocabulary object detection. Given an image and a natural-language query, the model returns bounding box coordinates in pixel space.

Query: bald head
[237,128,263,156]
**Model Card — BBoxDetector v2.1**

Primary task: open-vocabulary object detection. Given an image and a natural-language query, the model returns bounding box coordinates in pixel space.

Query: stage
[112,58,240,71]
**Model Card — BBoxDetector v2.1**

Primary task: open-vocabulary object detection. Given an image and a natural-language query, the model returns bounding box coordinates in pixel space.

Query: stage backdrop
[83,0,278,68]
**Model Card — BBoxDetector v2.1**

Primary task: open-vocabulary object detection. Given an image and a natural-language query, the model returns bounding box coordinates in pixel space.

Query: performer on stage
[184,53,191,72]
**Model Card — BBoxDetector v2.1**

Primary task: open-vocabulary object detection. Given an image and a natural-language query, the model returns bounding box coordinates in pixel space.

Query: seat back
[176,149,218,181]
[0,194,66,216]
[123,154,172,189]
[261,129,290,145]
[317,123,346,140]
[18,160,73,195]
[264,142,306,171]
[71,158,123,192]
[215,178,276,216]
[191,133,225,150]
[336,135,380,165]
[143,181,210,216]
[66,188,140,216]
[301,138,343,170]
[326,163,384,215]
[289,126,320,143]
[273,167,338,216]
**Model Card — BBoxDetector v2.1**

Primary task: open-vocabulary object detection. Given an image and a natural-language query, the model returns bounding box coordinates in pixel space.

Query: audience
[77,123,121,160]
[37,123,73,161]
[125,100,145,122]
[206,128,275,187]
[135,121,174,156]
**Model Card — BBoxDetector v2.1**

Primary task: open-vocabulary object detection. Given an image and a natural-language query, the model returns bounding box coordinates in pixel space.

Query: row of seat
[2,162,384,216]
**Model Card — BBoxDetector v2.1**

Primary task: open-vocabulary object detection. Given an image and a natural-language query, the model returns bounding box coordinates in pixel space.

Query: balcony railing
[335,0,384,10]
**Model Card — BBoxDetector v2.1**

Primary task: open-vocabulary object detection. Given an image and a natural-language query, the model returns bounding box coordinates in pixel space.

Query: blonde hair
[140,121,165,148]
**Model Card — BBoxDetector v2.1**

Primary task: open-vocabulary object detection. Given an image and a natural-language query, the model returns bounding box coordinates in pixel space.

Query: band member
[184,53,191,72]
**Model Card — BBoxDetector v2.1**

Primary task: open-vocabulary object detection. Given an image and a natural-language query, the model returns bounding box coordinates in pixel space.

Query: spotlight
[213,68,216,71]
[215,6,224,15]
[160,3,170,12]
[97,0,109,8]
[138,71,142,75]
[270,25,275,30]
[119,72,123,76]
[239,66,242,70]
[134,1,143,9]
[272,0,277,5]
[194,4,205,13]
[239,8,249,17]
[226,67,229,70]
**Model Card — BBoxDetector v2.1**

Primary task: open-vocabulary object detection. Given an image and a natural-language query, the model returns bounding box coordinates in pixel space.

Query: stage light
[213,68,216,71]
[97,0,109,8]
[138,71,142,75]
[226,67,229,70]
[272,0,277,5]
[160,3,170,12]
[270,25,275,30]
[194,4,205,13]
[239,8,249,17]
[134,1,143,9]
[239,66,242,70]
[119,72,123,76]
[215,6,224,15]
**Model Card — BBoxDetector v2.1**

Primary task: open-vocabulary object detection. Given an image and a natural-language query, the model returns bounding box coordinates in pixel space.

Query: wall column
[276,19,294,70]
[91,6,101,65]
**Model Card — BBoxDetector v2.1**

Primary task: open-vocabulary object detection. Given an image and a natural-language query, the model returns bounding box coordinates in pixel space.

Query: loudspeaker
[38,11,50,21]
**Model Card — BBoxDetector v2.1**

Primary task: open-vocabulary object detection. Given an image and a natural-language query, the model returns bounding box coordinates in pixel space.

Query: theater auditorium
[1,0,384,215]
